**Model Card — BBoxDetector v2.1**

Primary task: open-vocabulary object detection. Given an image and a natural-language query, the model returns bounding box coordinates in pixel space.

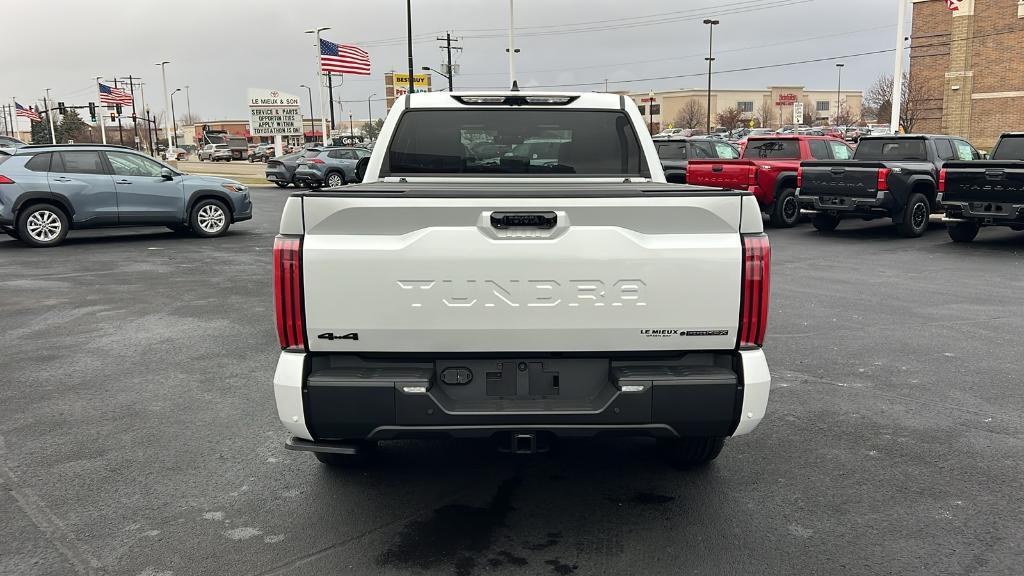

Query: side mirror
[160,167,174,180]
[355,157,370,182]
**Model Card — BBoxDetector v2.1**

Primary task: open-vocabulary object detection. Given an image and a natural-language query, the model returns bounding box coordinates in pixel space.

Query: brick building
[910,0,1024,148]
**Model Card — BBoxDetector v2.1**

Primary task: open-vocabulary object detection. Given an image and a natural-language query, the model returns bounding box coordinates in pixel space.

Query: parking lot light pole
[349,112,354,139]
[703,18,719,135]
[170,88,181,148]
[423,66,450,91]
[155,61,171,152]
[835,63,845,126]
[299,84,314,144]
[367,93,376,138]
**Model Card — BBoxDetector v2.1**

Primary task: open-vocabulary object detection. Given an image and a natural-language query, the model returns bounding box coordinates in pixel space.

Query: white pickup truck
[272,91,771,468]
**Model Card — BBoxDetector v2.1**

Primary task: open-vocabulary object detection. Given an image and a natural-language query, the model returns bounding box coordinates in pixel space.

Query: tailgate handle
[711,165,724,173]
[830,167,846,174]
[985,169,1006,180]
[491,211,557,229]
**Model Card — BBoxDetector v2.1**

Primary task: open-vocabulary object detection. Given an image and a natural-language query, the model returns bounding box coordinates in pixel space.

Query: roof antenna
[510,80,520,92]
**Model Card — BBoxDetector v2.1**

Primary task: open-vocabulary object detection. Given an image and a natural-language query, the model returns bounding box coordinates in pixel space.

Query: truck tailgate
[799,161,883,199]
[299,186,746,353]
[942,161,1024,204]
[686,159,753,190]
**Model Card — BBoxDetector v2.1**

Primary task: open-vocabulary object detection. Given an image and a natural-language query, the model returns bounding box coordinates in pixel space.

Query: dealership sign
[775,93,798,106]
[247,88,303,137]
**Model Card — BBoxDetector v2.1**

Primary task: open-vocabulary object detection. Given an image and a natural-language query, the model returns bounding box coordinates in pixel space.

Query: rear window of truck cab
[742,139,800,159]
[854,139,927,161]
[992,137,1024,160]
[384,109,645,176]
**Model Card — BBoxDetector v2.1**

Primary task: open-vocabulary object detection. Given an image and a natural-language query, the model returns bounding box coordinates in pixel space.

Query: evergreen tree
[30,117,51,144]
[55,109,94,144]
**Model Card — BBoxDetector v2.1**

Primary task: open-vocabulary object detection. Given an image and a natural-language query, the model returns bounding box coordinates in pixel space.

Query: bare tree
[834,103,858,128]
[863,72,925,132]
[673,99,707,130]
[716,107,744,132]
[757,99,774,129]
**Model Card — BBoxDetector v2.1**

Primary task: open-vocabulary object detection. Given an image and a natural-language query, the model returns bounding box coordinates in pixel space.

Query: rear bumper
[273,349,771,447]
[942,199,1024,225]
[293,168,325,184]
[797,190,891,212]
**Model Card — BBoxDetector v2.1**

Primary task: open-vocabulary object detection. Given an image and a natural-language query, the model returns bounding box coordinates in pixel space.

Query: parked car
[292,146,371,188]
[0,144,252,247]
[198,143,232,162]
[0,135,27,155]
[264,151,310,188]
[687,135,854,227]
[248,144,276,163]
[272,90,772,469]
[163,147,189,161]
[939,132,1024,242]
[652,136,740,184]
[798,134,980,237]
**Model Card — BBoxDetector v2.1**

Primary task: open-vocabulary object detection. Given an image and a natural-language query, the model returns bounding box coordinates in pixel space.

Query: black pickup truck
[798,134,980,237]
[940,132,1024,242]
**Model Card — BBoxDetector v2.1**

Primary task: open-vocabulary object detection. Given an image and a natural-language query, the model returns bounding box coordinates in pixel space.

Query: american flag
[320,39,371,75]
[15,102,41,122]
[946,0,961,11]
[99,83,133,106]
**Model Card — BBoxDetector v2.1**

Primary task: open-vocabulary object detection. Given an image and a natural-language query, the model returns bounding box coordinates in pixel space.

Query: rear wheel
[189,199,230,238]
[325,171,345,188]
[17,203,69,247]
[658,437,725,468]
[897,192,930,238]
[769,187,800,228]
[812,213,841,232]
[947,221,980,243]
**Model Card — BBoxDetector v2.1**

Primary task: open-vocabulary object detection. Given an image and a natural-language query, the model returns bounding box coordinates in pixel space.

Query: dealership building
[627,86,864,132]
[910,0,1024,148]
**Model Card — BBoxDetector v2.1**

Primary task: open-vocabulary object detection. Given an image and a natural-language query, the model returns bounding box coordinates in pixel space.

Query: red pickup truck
[688,135,854,227]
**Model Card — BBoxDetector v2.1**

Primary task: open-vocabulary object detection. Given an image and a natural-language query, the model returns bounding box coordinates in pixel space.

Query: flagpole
[95,77,107,144]
[43,90,57,144]
[313,28,330,146]
[890,0,907,133]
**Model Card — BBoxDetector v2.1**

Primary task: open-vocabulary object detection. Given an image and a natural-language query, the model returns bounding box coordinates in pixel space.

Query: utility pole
[113,77,125,145]
[703,18,719,135]
[436,32,462,91]
[184,85,192,126]
[121,75,142,149]
[406,0,415,94]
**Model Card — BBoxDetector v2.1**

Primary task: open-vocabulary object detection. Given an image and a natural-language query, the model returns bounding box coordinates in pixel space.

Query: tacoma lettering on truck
[396,279,646,308]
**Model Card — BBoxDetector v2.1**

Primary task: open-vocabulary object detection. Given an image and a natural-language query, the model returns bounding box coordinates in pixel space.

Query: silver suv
[292,147,370,188]
[199,143,232,162]
[0,144,252,247]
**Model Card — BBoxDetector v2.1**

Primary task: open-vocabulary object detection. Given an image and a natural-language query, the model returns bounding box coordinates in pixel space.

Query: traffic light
[115,104,122,115]
[88,102,96,122]
[110,112,117,122]
[57,101,66,115]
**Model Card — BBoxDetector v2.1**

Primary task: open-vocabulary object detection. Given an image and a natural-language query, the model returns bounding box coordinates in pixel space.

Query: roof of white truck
[404,91,625,109]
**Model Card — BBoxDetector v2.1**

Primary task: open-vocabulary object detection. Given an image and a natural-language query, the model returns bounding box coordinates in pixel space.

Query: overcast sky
[2,0,909,127]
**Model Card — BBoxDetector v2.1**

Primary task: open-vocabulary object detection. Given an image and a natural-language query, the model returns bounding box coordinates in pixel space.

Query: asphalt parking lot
[1,186,1022,576]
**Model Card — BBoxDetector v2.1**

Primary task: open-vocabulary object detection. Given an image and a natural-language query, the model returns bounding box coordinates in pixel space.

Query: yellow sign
[393,73,430,86]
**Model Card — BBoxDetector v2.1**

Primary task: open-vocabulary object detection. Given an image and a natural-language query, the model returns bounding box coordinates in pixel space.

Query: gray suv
[199,143,232,162]
[0,144,252,247]
[293,147,370,188]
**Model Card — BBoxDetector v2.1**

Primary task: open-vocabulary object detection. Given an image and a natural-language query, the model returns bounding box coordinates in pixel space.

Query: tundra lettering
[396,279,646,308]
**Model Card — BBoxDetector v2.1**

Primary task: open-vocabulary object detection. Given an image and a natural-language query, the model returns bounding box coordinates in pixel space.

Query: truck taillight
[747,165,758,187]
[877,168,890,192]
[938,168,947,193]
[274,236,306,351]
[796,167,803,188]
[739,234,771,348]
